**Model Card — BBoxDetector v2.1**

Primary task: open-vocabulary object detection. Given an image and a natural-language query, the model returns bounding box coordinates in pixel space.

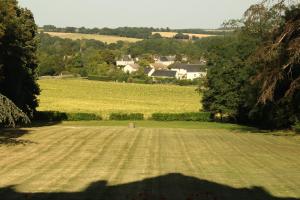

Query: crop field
[38,79,201,117]
[45,32,142,44]
[0,123,299,200]
[152,32,216,39]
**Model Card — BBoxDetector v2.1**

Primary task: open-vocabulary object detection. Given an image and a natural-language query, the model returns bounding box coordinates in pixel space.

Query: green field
[0,122,299,200]
[38,79,201,118]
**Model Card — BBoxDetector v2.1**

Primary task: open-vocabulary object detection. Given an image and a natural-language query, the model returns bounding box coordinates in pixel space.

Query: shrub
[151,112,211,121]
[294,122,300,134]
[66,113,102,121]
[88,76,113,82]
[0,94,30,127]
[34,111,102,121]
[34,111,68,121]
[109,113,144,120]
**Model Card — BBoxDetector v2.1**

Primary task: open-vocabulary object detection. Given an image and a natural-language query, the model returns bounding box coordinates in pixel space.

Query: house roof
[150,63,168,70]
[144,67,153,74]
[159,56,176,62]
[151,70,177,78]
[119,55,133,61]
[126,64,140,70]
[170,63,207,72]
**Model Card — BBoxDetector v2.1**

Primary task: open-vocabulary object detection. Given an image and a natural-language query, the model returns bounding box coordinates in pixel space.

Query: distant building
[116,55,134,66]
[123,64,140,74]
[155,56,176,66]
[170,63,207,80]
[151,70,177,79]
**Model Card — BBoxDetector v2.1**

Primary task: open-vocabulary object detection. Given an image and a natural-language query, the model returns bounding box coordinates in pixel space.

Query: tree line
[41,25,228,39]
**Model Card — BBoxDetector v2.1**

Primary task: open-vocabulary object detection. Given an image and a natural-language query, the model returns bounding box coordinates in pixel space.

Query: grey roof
[171,63,207,72]
[151,70,176,78]
[144,67,152,74]
[159,56,176,62]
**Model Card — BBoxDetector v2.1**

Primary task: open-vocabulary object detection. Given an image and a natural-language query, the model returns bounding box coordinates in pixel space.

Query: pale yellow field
[45,32,142,44]
[152,32,216,39]
[38,79,201,117]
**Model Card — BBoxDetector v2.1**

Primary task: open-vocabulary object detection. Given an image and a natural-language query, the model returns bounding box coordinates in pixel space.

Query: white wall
[123,65,138,74]
[116,60,134,66]
[171,69,187,79]
[147,68,155,76]
[187,72,207,80]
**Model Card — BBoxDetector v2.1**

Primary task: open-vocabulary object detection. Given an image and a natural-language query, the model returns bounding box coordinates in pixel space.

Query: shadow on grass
[225,123,299,136]
[0,129,36,146]
[0,173,298,200]
[28,121,63,128]
[0,119,65,146]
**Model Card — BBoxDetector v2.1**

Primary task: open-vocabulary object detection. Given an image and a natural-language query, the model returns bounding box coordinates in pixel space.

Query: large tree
[201,0,299,128]
[0,0,40,117]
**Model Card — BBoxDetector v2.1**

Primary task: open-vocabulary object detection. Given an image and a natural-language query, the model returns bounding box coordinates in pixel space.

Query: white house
[155,56,176,66]
[123,64,141,74]
[170,63,207,80]
[116,55,135,66]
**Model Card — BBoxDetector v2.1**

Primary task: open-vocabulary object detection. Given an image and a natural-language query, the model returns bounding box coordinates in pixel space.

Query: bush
[294,122,300,133]
[88,76,113,82]
[66,113,102,121]
[151,112,211,121]
[34,111,102,121]
[109,113,144,120]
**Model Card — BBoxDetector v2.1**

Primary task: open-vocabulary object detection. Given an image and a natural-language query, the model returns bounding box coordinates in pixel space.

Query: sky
[18,0,261,29]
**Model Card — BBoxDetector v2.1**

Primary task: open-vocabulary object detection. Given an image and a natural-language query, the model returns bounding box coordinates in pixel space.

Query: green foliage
[37,33,113,76]
[66,113,102,121]
[34,111,102,122]
[88,76,114,82]
[151,112,211,122]
[109,113,144,120]
[0,94,30,128]
[0,0,40,117]
[294,122,300,133]
[127,38,202,60]
[201,1,300,129]
[174,33,189,40]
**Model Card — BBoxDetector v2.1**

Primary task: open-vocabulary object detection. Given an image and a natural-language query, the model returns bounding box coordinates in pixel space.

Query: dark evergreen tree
[0,0,40,117]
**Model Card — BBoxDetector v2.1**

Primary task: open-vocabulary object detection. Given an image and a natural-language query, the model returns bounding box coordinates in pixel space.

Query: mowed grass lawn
[38,79,201,117]
[0,123,299,200]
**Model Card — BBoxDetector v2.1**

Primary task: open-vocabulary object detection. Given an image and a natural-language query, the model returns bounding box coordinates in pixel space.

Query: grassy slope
[38,79,201,117]
[45,32,142,44]
[0,124,299,199]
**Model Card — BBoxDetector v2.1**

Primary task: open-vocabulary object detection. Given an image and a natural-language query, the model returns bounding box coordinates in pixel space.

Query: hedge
[88,76,113,82]
[151,112,211,121]
[294,123,300,133]
[34,111,102,121]
[109,113,144,120]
